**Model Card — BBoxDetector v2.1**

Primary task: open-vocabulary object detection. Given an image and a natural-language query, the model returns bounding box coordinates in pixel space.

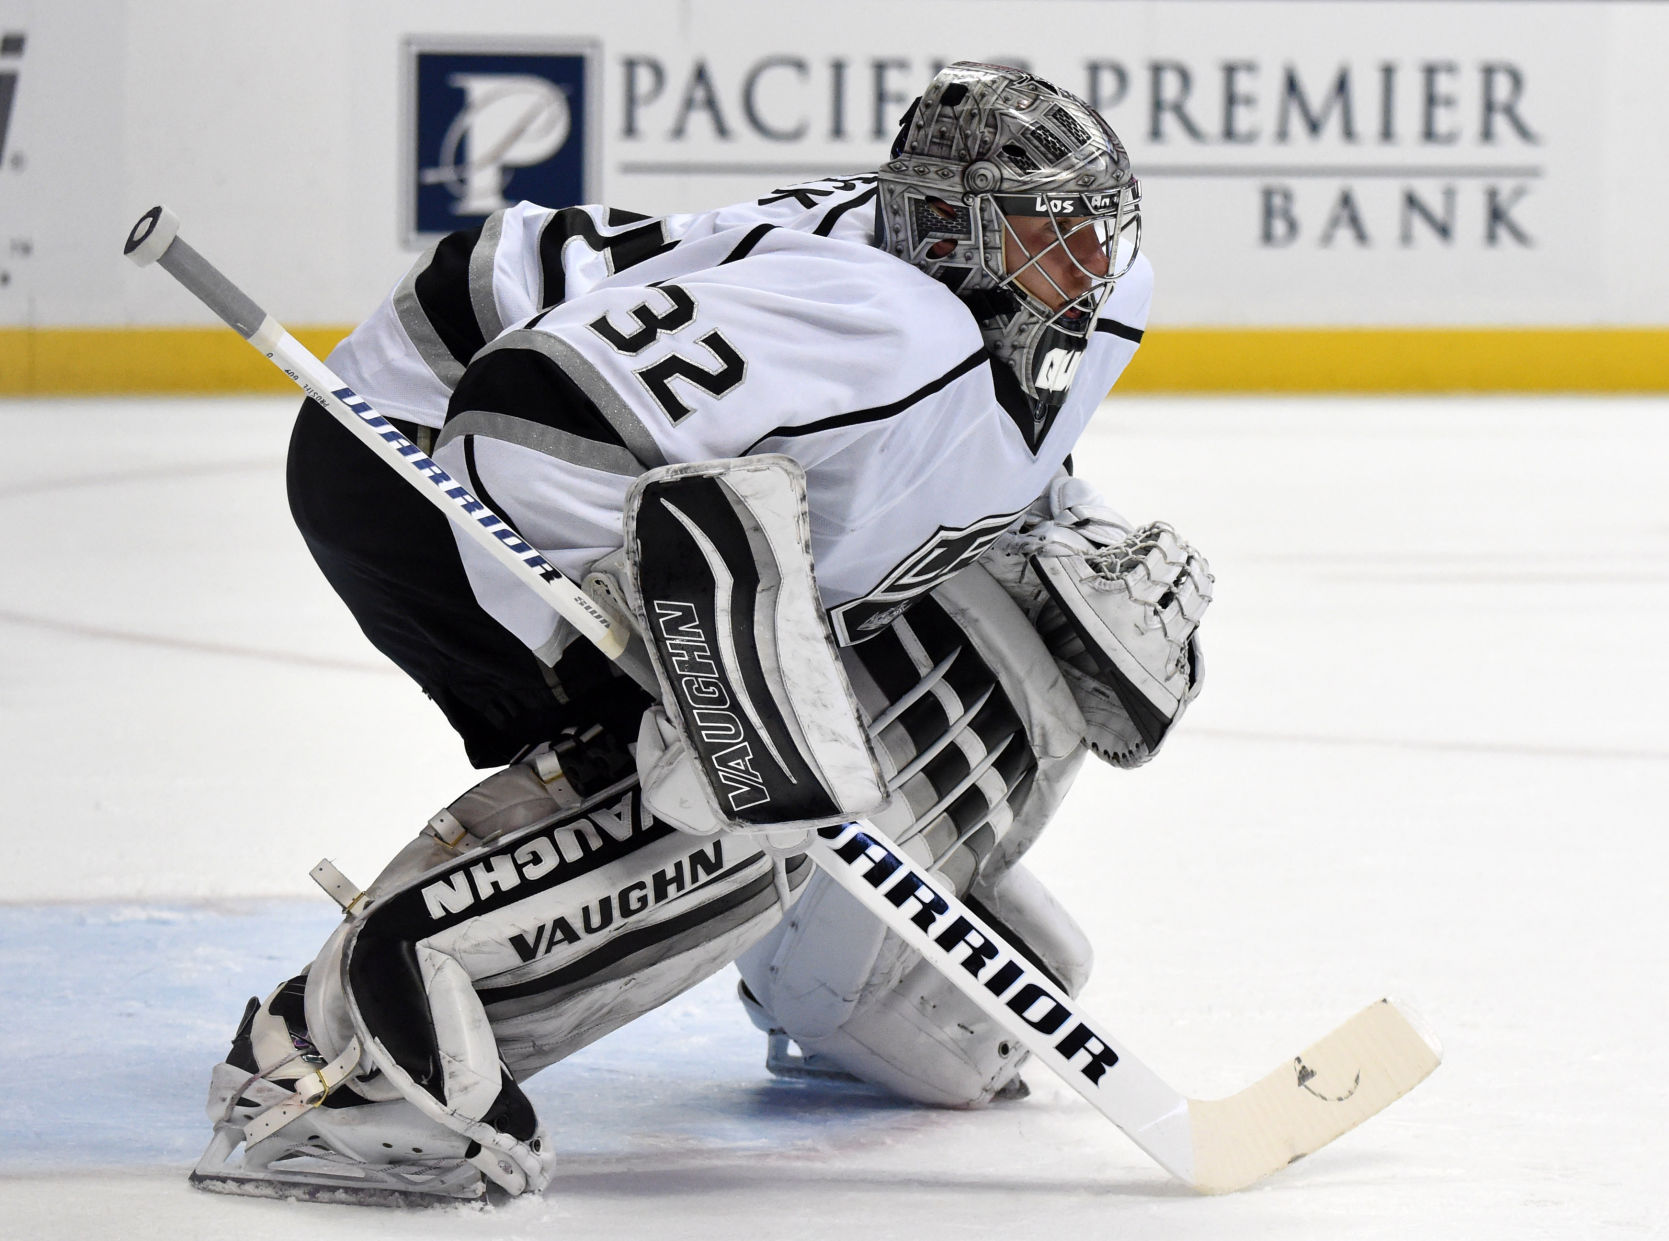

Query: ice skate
[190,981,494,1207]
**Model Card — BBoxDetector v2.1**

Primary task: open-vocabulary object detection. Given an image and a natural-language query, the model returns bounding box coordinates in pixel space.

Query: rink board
[7,326,1669,395]
[6,2,1669,404]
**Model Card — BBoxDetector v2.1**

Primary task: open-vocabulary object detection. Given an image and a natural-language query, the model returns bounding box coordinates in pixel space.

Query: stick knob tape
[125,205,181,267]
[122,204,268,340]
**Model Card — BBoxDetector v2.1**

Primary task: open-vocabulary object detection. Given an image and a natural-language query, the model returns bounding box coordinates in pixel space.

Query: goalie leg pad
[839,565,1087,890]
[623,455,887,834]
[727,563,1081,1047]
[735,567,1096,1106]
[296,766,812,1172]
[738,861,1091,1108]
[210,750,811,1201]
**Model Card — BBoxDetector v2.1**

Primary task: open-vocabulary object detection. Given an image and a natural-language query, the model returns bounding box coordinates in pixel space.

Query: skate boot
[737,980,862,1085]
[190,974,507,1206]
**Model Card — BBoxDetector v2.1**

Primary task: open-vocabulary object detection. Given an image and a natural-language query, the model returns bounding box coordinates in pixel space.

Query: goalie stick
[121,206,632,664]
[125,204,1441,1194]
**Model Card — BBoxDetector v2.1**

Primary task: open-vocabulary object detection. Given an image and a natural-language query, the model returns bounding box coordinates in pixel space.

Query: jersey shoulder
[677,228,989,434]
[693,226,978,344]
[1098,248,1153,335]
[553,224,984,391]
[458,227,987,460]
[694,174,881,244]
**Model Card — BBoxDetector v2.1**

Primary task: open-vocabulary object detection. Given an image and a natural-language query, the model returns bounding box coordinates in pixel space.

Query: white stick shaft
[124,205,626,659]
[807,822,1196,1182]
[249,321,625,657]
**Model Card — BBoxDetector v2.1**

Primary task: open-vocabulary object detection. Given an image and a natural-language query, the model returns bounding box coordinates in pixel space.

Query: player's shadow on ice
[541,1077,1202,1199]
[544,1160,1197,1201]
[542,1075,1413,1201]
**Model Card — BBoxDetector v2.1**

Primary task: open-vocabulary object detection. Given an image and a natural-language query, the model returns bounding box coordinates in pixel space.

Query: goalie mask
[876,62,1142,444]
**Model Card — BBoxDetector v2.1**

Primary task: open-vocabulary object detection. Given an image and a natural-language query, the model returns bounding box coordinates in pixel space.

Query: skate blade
[189,1167,486,1208]
[764,1032,862,1084]
[191,1126,486,1208]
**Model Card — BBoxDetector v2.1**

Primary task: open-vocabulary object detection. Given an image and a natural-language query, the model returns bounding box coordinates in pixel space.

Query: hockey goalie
[191,62,1213,1204]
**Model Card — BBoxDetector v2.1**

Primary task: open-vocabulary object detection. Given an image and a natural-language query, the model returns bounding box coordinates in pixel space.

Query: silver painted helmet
[877,62,1142,442]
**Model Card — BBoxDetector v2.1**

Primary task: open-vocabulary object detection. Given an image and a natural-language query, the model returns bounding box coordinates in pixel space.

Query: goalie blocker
[621,456,889,838]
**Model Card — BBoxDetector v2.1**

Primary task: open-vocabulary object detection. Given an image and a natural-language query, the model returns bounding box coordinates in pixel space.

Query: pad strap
[242,1036,363,1145]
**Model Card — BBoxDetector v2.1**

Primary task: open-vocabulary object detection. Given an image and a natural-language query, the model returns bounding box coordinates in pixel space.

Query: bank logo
[0,32,24,169]
[403,38,597,245]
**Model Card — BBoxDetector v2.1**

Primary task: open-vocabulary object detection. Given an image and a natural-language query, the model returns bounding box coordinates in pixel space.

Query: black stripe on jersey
[757,175,877,210]
[721,223,776,264]
[448,345,635,455]
[414,224,490,368]
[987,354,1037,437]
[1095,318,1145,344]
[461,435,518,539]
[537,207,678,306]
[604,211,680,270]
[743,347,987,453]
[813,186,878,237]
[987,353,1080,453]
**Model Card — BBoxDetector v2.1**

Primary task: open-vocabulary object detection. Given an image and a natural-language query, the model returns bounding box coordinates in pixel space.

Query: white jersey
[328,176,1152,660]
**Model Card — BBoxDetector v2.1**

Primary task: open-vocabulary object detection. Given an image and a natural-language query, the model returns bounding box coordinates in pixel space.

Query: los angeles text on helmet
[620,54,1540,250]
[996,193,1119,218]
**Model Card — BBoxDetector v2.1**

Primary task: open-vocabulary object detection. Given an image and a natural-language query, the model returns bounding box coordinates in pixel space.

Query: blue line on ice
[0,902,916,1174]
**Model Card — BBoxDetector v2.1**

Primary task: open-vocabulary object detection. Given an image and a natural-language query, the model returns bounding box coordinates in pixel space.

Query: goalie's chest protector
[513,225,1115,645]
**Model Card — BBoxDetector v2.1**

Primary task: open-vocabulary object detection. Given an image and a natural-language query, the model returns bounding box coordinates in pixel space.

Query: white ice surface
[1,394,1665,1238]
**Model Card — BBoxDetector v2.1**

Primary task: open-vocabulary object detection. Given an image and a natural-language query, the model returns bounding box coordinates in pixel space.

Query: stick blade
[1187,997,1442,1194]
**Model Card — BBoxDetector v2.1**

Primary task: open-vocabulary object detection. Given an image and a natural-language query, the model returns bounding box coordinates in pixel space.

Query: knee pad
[737,861,1092,1107]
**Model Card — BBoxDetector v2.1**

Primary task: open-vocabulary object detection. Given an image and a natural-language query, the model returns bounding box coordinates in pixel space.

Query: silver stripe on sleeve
[470,210,507,344]
[435,409,646,478]
[474,330,669,468]
[393,242,467,388]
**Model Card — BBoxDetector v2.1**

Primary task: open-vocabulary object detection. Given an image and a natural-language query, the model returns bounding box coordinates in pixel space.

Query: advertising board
[1,1,1664,391]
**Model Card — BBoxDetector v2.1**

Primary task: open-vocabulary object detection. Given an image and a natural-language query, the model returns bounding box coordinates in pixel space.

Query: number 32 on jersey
[586,285,747,422]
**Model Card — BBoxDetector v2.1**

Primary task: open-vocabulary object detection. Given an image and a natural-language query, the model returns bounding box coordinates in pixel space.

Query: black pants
[286,398,648,770]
